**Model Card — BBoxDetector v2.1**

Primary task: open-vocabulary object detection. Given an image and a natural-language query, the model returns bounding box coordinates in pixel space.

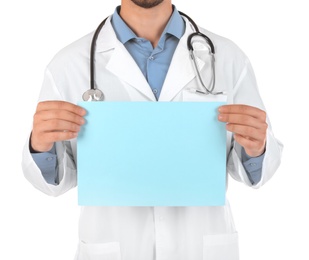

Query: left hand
[218,104,267,157]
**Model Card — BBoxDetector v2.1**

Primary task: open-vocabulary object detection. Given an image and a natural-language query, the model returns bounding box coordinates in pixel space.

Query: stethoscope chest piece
[82,89,104,101]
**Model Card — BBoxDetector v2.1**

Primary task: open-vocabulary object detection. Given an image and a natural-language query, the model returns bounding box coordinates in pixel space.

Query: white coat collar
[95,17,205,101]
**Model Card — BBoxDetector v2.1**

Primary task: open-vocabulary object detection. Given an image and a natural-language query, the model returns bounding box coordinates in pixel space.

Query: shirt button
[149,56,154,60]
[153,89,158,94]
[249,163,257,167]
[46,157,54,162]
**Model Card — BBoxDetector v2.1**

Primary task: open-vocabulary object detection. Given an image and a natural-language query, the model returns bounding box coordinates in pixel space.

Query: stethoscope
[82,12,224,101]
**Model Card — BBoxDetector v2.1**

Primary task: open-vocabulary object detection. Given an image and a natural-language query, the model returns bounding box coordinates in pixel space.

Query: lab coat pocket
[77,241,121,260]
[203,233,239,260]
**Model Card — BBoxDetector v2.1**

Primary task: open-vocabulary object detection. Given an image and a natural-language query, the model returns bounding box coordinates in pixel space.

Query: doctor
[22,0,283,259]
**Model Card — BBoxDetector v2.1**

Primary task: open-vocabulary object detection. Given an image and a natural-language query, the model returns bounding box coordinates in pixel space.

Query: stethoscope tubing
[178,11,215,55]
[85,11,221,101]
[90,17,108,91]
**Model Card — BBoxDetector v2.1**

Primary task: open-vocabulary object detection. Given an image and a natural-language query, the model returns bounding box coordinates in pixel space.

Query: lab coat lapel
[159,21,205,101]
[106,45,156,101]
[96,18,156,101]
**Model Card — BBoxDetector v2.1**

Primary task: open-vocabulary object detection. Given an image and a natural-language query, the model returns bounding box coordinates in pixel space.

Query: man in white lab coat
[22,0,283,259]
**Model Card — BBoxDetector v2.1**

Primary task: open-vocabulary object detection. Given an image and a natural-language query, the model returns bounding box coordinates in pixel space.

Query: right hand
[31,101,86,152]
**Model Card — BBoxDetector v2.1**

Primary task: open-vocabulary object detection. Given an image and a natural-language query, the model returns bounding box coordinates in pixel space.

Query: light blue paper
[77,102,226,206]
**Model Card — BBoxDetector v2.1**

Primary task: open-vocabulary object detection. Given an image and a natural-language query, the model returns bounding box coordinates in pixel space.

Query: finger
[218,113,267,130]
[219,104,266,120]
[37,131,79,144]
[34,119,82,133]
[226,124,266,142]
[31,126,79,152]
[36,101,86,116]
[34,109,85,126]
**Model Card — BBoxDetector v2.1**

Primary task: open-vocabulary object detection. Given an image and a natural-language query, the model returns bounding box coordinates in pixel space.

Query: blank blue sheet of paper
[77,102,226,206]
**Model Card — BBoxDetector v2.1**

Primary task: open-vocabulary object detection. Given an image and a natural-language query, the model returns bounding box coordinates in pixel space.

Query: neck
[120,1,173,47]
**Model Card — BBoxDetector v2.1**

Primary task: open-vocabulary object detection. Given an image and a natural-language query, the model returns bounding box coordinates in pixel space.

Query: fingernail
[80,108,87,115]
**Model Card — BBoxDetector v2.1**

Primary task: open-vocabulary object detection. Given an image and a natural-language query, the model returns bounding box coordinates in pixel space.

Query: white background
[1,0,308,259]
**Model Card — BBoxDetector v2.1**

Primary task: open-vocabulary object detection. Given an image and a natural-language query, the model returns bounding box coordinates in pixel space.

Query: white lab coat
[22,17,283,260]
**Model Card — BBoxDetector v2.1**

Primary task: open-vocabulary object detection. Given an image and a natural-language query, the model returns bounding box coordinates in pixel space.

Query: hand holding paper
[218,104,267,157]
[31,101,86,152]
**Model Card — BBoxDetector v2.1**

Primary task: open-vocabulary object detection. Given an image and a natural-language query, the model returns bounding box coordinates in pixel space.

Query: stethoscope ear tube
[187,32,215,54]
[178,11,199,32]
[178,11,215,55]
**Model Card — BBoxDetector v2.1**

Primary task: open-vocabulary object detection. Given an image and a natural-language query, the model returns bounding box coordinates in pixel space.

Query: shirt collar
[111,5,185,45]
[163,6,184,40]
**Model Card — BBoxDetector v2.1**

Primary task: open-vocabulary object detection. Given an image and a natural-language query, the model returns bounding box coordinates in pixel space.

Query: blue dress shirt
[112,6,184,100]
[31,6,264,185]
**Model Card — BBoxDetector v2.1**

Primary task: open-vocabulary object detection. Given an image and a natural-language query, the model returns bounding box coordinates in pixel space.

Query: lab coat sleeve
[227,58,283,188]
[21,69,77,197]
